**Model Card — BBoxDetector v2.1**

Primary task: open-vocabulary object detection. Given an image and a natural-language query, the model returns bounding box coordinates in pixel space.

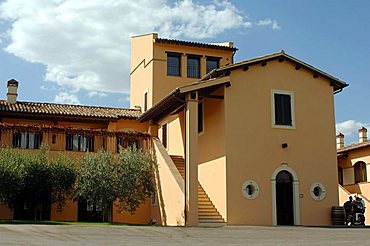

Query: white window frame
[271,89,295,129]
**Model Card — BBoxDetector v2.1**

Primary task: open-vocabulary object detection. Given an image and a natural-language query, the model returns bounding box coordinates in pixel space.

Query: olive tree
[0,145,77,220]
[76,147,156,221]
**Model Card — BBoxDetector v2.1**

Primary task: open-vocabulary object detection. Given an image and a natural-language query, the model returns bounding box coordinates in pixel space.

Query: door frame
[271,165,300,226]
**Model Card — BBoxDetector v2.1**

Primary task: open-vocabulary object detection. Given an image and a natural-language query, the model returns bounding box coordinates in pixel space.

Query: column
[185,92,198,226]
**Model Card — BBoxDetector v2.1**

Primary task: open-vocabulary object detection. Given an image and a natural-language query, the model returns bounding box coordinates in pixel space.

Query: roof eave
[203,52,348,92]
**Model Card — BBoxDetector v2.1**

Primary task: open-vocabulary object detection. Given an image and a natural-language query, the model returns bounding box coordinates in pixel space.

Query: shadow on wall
[152,143,168,226]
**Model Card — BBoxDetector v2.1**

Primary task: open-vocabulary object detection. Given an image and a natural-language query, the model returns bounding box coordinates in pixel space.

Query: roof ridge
[0,99,139,111]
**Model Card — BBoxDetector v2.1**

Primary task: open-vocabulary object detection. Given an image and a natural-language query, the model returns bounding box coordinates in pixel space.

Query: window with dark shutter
[354,162,367,183]
[187,56,200,78]
[274,93,292,126]
[198,102,203,133]
[12,132,42,149]
[167,53,181,76]
[162,124,167,148]
[66,133,94,152]
[144,92,148,112]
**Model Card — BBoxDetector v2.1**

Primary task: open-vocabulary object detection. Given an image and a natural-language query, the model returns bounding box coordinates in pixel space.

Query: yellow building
[0,79,151,224]
[1,33,348,226]
[337,128,370,225]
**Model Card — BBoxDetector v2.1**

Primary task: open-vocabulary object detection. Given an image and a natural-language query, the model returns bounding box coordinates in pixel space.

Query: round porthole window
[310,182,326,201]
[242,180,260,199]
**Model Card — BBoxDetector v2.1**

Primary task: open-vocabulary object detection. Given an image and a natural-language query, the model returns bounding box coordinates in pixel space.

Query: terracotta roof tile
[337,141,370,153]
[0,100,141,119]
[155,38,238,51]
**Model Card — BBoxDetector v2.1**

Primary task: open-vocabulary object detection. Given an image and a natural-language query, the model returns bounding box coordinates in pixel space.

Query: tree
[0,145,77,220]
[115,146,156,214]
[76,147,156,221]
[76,151,118,222]
[0,147,24,211]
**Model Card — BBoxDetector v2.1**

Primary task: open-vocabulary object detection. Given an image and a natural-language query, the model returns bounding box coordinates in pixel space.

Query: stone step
[170,155,225,225]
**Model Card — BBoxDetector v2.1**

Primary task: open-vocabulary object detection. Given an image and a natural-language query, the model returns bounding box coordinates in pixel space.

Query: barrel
[331,206,346,225]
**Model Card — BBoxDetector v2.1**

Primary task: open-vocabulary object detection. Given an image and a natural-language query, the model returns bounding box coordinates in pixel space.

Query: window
[338,166,343,186]
[272,90,295,128]
[198,101,203,133]
[206,57,219,73]
[66,133,94,152]
[242,180,260,199]
[12,132,42,149]
[144,92,148,112]
[116,136,141,152]
[161,123,167,148]
[167,53,181,76]
[354,162,367,183]
[187,56,200,78]
[309,183,326,201]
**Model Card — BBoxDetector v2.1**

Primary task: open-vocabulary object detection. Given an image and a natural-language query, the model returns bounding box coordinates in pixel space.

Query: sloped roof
[202,51,348,92]
[337,141,370,154]
[137,77,230,123]
[155,38,238,51]
[0,100,141,120]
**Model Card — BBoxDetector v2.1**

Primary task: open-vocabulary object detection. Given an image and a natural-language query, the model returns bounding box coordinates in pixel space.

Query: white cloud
[0,0,255,97]
[118,95,130,103]
[88,91,107,98]
[336,120,370,145]
[54,91,80,104]
[256,18,281,30]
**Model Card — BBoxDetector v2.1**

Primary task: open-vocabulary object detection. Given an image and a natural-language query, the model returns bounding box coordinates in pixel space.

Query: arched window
[354,162,367,183]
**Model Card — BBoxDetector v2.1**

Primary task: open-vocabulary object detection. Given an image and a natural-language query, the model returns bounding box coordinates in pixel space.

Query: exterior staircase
[170,155,225,225]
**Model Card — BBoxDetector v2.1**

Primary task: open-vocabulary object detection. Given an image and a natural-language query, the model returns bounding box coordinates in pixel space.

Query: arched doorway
[271,165,300,226]
[276,170,294,225]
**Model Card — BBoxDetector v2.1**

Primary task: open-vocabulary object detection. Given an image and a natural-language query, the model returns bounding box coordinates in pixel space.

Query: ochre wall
[198,87,227,220]
[338,147,370,185]
[223,59,339,226]
[152,43,233,105]
[0,117,151,222]
[51,200,78,222]
[0,203,13,220]
[130,33,234,111]
[130,33,155,110]
[112,200,152,224]
[158,113,185,157]
[150,138,185,226]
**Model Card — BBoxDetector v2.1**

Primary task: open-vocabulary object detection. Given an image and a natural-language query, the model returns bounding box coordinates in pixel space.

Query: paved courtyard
[0,224,368,245]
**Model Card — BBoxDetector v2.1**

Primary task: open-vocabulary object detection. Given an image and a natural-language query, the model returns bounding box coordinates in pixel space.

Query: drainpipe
[183,103,187,225]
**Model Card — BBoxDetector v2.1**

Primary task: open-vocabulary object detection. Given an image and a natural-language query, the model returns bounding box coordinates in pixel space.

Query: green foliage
[0,145,77,220]
[76,151,118,221]
[0,148,25,209]
[76,147,156,220]
[116,146,156,214]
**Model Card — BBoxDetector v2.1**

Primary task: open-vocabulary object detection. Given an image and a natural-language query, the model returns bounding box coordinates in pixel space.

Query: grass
[0,220,148,226]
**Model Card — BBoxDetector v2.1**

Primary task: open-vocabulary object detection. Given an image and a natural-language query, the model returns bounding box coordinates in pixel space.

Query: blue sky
[0,0,369,144]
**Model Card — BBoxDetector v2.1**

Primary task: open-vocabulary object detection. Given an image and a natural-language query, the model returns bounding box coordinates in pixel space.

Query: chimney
[336,133,344,149]
[7,79,18,103]
[359,127,367,143]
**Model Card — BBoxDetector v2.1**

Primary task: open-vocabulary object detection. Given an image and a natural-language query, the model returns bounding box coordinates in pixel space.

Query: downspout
[231,50,237,64]
[183,103,187,225]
